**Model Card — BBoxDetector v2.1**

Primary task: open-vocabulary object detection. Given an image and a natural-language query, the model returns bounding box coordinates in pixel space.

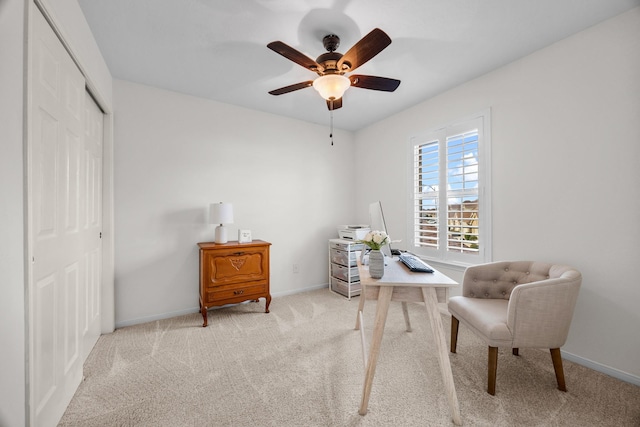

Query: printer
[337,225,370,241]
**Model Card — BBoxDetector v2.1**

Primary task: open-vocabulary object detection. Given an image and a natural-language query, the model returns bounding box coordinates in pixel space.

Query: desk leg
[401,302,412,332]
[422,287,462,426]
[359,286,393,416]
[355,286,366,330]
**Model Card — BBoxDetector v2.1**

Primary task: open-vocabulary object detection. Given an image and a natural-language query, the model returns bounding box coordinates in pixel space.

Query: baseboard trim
[114,284,331,329]
[561,350,640,387]
[115,307,197,329]
[271,283,329,298]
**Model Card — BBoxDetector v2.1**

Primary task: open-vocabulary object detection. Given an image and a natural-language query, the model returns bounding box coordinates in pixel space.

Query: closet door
[29,6,102,426]
[81,91,103,360]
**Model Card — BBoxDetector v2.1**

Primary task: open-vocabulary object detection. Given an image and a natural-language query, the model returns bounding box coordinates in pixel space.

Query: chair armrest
[507,271,581,349]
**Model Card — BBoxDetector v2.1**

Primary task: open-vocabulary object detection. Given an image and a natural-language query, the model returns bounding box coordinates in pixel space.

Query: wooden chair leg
[512,348,519,356]
[550,348,567,391]
[450,316,459,353]
[488,346,498,395]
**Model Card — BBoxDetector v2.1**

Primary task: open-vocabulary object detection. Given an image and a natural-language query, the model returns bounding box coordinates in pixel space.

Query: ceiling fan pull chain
[329,100,334,146]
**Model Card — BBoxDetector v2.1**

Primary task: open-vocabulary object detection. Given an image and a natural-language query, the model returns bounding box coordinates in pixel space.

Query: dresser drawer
[201,246,268,287]
[206,283,267,303]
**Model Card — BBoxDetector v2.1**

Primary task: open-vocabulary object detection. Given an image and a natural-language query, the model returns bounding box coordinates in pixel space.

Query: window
[408,110,491,266]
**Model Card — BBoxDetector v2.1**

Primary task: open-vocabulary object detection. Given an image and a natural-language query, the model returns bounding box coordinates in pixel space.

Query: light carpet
[59,288,640,426]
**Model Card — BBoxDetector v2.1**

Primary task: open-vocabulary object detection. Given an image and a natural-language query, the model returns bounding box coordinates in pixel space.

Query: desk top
[358,257,458,288]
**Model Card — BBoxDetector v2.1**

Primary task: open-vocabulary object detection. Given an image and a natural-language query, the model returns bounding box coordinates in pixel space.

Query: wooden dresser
[198,240,271,327]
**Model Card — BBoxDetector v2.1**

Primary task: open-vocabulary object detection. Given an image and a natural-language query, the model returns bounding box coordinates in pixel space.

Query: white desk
[356,257,462,425]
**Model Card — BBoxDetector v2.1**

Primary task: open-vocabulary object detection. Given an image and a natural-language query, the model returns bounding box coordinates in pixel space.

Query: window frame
[406,109,492,267]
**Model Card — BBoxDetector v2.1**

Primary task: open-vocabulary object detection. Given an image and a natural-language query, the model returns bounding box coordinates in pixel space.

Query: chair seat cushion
[448,297,512,347]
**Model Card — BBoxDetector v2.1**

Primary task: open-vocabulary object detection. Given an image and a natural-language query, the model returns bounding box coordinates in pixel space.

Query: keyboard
[398,253,434,273]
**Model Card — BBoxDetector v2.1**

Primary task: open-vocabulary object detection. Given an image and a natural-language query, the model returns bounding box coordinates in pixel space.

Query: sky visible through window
[415,130,479,253]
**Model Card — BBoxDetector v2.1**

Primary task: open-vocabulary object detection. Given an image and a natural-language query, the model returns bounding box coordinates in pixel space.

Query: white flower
[359,230,389,250]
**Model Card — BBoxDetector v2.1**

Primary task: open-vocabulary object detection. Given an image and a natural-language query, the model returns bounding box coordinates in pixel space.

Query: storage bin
[331,263,359,282]
[330,240,364,252]
[330,248,359,267]
[331,277,361,297]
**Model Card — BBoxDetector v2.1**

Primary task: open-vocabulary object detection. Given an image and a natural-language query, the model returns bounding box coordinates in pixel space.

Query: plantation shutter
[445,130,479,254]
[409,110,490,265]
[413,140,439,249]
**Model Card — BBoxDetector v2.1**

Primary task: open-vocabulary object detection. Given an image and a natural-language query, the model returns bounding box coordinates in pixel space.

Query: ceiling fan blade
[337,28,391,72]
[349,75,401,92]
[267,41,321,72]
[326,97,343,110]
[268,81,314,96]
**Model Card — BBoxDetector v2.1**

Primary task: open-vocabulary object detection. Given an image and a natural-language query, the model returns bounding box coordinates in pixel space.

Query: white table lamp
[210,202,234,244]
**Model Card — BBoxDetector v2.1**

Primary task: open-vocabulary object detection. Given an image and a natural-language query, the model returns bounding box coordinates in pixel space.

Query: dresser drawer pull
[233,290,244,295]
[232,252,245,256]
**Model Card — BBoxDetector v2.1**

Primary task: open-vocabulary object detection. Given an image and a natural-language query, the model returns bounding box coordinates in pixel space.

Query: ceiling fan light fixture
[312,74,350,101]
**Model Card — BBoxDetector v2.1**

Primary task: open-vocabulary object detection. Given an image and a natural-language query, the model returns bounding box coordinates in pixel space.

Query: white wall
[0,1,26,425]
[112,80,356,326]
[355,8,640,381]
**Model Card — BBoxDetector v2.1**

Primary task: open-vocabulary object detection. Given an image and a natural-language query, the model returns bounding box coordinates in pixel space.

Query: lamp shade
[209,202,234,225]
[312,74,350,100]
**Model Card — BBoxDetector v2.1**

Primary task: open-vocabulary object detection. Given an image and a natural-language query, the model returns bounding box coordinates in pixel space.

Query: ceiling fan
[267,28,401,111]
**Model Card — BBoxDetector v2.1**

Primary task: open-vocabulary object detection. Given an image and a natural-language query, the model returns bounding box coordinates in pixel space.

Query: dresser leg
[201,306,208,327]
[265,294,271,313]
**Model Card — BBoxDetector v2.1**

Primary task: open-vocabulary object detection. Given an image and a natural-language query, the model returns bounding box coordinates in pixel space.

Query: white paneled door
[29,6,103,426]
[81,91,103,361]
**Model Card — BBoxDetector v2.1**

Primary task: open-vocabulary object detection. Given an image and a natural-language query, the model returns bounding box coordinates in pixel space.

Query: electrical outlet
[293,264,300,274]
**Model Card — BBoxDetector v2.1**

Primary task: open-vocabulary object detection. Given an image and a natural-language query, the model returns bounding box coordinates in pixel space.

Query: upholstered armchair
[448,261,582,395]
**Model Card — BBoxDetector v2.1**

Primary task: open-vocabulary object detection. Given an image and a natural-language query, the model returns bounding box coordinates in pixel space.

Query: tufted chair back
[462,261,567,299]
[448,260,582,395]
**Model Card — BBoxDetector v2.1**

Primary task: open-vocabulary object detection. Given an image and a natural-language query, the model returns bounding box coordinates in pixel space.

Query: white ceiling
[77,0,639,131]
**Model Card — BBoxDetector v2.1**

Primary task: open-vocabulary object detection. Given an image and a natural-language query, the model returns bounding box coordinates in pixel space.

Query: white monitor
[368,201,393,258]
